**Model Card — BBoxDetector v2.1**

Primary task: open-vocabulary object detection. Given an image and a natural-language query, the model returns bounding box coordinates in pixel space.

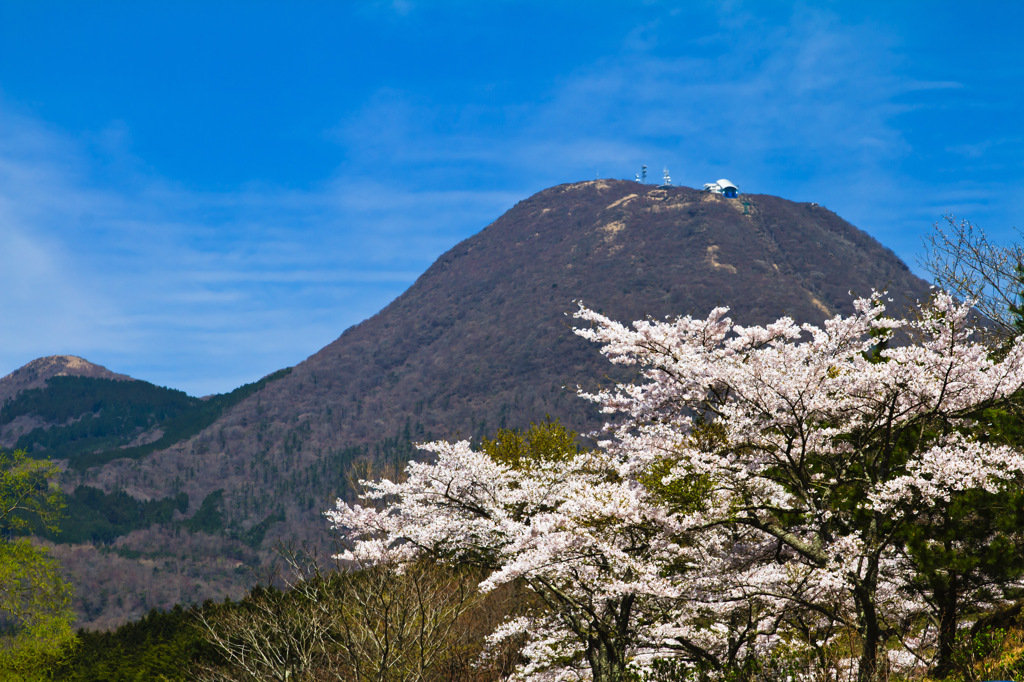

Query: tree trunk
[584,595,634,682]
[855,583,884,682]
[931,574,959,679]
[586,640,628,682]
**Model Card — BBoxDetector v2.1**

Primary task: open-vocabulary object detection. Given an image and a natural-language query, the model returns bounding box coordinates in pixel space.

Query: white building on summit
[703,178,739,198]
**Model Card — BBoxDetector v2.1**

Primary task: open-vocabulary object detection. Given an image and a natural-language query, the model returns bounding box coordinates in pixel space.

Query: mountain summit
[0,355,131,406]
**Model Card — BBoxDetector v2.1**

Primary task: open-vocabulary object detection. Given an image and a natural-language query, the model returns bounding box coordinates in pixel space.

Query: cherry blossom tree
[328,293,1024,682]
[328,422,691,682]
[574,291,1024,681]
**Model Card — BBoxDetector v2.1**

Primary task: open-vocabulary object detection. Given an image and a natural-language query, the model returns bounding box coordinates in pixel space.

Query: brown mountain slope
[59,180,933,627]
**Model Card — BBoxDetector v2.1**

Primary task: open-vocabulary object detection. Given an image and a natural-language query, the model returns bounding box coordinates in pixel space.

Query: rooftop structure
[703,178,739,198]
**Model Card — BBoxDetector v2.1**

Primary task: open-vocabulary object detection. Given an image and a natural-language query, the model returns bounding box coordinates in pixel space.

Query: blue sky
[1,2,1021,395]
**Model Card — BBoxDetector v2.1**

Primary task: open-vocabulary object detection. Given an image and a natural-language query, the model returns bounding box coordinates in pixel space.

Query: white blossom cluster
[328,293,1024,681]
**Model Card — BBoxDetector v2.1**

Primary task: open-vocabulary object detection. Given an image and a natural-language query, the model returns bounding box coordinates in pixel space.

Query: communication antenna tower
[641,165,647,183]
[663,167,672,186]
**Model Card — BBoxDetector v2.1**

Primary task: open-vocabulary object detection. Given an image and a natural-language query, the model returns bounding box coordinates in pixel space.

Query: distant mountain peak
[0,355,132,405]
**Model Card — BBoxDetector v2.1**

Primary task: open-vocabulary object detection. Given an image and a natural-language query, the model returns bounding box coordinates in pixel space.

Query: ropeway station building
[703,179,740,198]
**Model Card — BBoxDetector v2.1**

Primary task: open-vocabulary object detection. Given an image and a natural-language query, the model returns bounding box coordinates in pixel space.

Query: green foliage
[184,490,224,535]
[3,377,196,464]
[942,624,1024,682]
[481,418,585,469]
[52,605,221,682]
[0,451,76,680]
[0,451,65,536]
[240,510,285,548]
[0,377,189,425]
[894,400,1024,677]
[0,540,77,680]
[636,458,713,516]
[637,423,719,515]
[903,488,1024,580]
[31,486,190,545]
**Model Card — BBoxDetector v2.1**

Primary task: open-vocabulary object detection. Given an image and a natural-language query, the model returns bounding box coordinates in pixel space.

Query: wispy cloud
[332,3,1021,264]
[0,103,520,395]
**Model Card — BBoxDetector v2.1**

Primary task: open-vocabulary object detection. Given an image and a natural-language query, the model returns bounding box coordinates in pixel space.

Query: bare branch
[921,214,1024,341]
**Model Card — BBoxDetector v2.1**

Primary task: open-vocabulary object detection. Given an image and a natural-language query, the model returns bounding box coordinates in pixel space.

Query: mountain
[14,180,933,628]
[0,359,291,469]
[0,356,135,450]
[0,355,130,406]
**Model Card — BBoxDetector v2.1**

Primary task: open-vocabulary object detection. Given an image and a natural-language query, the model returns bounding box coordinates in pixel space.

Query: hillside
[0,355,131,414]
[23,179,933,628]
[0,368,291,470]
